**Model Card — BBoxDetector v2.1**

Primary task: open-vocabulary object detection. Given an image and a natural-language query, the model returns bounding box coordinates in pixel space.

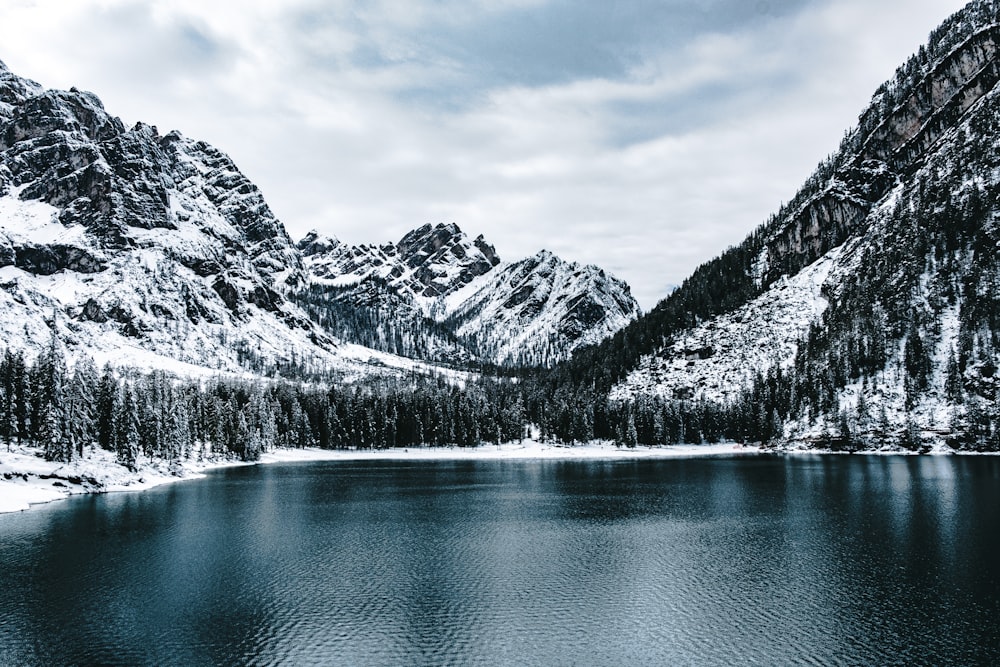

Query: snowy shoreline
[0,442,758,514]
[3,440,996,516]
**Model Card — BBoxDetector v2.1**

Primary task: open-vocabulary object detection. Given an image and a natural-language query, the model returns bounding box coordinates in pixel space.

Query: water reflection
[0,456,998,665]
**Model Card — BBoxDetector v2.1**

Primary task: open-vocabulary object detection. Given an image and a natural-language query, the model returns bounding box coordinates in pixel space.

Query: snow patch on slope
[0,189,72,244]
[612,246,842,403]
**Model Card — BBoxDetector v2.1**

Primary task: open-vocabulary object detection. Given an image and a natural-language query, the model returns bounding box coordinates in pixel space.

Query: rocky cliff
[0,59,439,379]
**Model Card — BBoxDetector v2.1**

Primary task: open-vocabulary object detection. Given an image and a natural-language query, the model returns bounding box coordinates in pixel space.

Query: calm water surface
[1,455,999,666]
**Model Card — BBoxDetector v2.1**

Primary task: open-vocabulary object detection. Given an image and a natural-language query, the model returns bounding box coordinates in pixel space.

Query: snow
[613,246,842,403]
[336,341,473,385]
[0,441,761,514]
[259,441,759,463]
[0,443,240,514]
[439,268,496,317]
[0,189,68,244]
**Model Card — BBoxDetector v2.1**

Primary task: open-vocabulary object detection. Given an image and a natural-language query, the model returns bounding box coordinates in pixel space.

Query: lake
[1,454,999,665]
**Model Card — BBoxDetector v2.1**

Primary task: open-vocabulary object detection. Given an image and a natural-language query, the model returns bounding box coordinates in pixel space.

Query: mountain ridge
[297,222,641,367]
[0,61,458,380]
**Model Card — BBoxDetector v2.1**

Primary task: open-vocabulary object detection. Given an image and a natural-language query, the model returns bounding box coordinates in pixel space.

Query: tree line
[2,333,758,469]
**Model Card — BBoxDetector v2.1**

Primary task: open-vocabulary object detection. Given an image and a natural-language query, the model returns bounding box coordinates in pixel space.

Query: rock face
[609,1,1000,445]
[0,59,639,374]
[299,225,640,367]
[0,62,383,377]
[758,11,1000,287]
[298,223,500,302]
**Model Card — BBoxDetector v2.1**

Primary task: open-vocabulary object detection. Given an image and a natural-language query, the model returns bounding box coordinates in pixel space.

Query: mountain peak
[398,222,477,256]
[445,248,640,366]
[380,222,500,298]
[296,230,340,256]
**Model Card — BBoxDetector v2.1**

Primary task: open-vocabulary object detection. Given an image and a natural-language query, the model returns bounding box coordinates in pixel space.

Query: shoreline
[258,441,759,463]
[3,440,996,515]
[1,442,756,514]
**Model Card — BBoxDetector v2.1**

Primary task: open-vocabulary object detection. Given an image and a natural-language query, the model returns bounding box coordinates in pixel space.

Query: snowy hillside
[445,250,641,366]
[612,247,839,403]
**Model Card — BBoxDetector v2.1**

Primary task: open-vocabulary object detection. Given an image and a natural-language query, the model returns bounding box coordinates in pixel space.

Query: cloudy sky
[0,0,971,308]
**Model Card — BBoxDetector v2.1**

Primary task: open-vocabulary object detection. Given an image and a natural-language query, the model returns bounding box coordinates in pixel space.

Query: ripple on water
[0,457,999,666]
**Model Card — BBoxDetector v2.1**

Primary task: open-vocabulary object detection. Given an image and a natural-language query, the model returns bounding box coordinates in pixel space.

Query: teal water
[1,455,998,665]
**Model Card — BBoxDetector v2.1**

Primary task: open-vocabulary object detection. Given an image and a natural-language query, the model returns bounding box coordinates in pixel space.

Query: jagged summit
[295,230,340,256]
[527,248,617,279]
[298,223,639,367]
[300,222,500,301]
[396,222,500,298]
[0,65,303,281]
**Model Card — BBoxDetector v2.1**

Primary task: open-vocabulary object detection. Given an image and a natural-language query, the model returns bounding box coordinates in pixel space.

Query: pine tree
[95,365,118,451]
[114,385,140,471]
[35,332,68,462]
[622,408,638,448]
[856,391,868,424]
[65,359,98,458]
[945,347,964,402]
[837,409,853,452]
[0,349,26,450]
[901,417,922,452]
[903,321,932,409]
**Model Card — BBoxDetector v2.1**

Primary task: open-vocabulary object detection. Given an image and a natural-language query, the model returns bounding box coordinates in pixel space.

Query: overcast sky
[0,0,971,308]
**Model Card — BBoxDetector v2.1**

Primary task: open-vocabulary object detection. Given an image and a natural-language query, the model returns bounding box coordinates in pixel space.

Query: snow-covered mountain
[0,58,458,380]
[443,250,640,366]
[298,224,641,367]
[604,1,1000,447]
[0,58,638,376]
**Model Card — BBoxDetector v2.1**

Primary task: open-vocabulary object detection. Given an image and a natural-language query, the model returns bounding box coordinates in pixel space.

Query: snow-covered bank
[0,444,258,514]
[0,441,759,514]
[258,441,759,463]
[6,440,998,516]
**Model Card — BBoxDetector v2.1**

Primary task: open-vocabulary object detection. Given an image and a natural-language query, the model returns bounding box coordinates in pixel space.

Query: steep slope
[0,59,443,380]
[611,246,839,403]
[592,1,1000,447]
[444,250,641,367]
[299,225,640,367]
